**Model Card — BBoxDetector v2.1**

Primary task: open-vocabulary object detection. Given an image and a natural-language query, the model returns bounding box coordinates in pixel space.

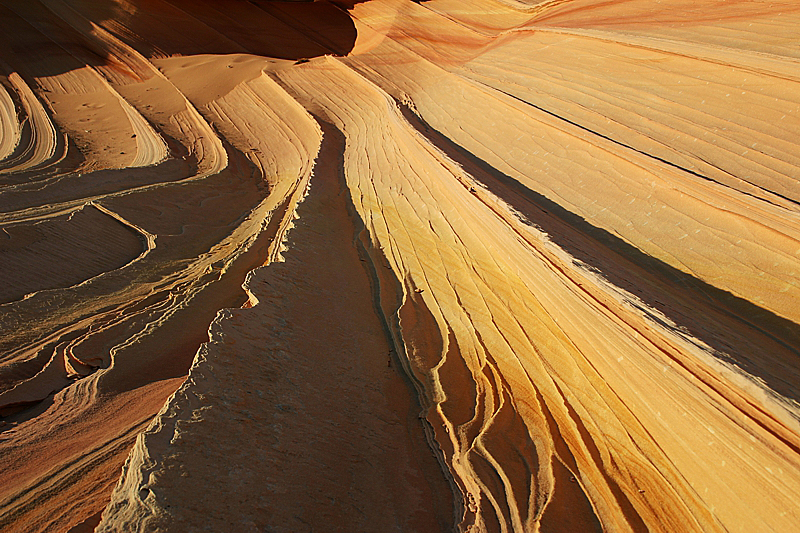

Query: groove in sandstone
[1,1,800,532]
[98,119,455,532]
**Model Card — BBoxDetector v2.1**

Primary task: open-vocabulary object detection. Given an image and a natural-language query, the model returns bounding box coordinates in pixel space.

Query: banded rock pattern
[0,0,798,532]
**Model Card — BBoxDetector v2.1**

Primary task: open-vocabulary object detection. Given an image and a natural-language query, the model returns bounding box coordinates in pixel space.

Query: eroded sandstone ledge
[1,1,799,532]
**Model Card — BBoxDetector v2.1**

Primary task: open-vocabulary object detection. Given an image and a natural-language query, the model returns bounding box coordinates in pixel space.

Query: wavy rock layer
[0,0,799,532]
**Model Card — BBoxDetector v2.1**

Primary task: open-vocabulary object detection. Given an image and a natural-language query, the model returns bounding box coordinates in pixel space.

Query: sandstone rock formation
[1,0,799,532]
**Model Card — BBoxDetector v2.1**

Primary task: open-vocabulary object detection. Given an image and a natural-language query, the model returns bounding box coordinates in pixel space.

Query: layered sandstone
[0,1,799,532]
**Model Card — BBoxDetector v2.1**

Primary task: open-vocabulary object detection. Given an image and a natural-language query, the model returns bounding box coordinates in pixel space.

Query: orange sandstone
[0,1,798,532]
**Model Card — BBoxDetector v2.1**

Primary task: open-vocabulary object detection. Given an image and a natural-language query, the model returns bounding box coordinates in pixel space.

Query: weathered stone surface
[1,1,799,531]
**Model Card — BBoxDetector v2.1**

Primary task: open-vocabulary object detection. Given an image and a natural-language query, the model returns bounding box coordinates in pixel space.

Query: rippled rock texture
[1,0,799,531]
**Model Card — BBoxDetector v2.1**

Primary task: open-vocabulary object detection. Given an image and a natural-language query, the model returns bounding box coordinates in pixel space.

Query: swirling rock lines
[1,1,799,532]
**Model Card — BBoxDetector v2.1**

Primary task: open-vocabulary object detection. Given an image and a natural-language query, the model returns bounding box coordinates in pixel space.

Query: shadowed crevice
[397,102,800,407]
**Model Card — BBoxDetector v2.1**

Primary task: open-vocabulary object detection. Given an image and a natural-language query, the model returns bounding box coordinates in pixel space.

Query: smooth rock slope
[0,0,799,532]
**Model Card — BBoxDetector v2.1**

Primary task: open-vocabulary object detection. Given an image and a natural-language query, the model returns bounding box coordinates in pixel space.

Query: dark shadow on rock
[398,103,800,409]
[0,0,362,82]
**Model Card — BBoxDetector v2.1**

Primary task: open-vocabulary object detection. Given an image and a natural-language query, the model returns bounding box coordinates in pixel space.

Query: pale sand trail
[0,0,799,531]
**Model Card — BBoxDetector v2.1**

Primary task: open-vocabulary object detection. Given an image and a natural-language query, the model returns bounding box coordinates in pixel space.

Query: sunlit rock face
[1,0,799,531]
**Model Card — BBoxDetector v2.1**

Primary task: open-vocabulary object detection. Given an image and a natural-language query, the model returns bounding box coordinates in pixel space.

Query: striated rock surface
[1,0,799,532]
